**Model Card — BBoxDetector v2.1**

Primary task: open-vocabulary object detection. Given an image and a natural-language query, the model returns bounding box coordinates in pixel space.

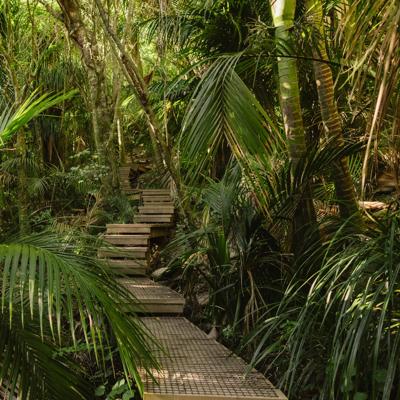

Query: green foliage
[247,211,400,399]
[1,0,399,398]
[179,56,283,185]
[67,152,110,194]
[165,169,284,335]
[0,230,159,399]
[0,90,77,145]
[96,379,136,400]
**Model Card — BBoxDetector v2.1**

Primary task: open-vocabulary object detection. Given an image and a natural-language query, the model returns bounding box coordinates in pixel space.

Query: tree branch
[38,0,64,23]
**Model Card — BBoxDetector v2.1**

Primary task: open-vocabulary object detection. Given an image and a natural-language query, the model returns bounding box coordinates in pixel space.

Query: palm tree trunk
[270,0,306,167]
[270,0,318,251]
[306,0,361,221]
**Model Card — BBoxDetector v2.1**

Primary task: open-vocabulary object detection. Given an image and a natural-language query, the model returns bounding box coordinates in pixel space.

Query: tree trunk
[94,0,192,226]
[269,0,318,252]
[93,2,172,174]
[55,0,114,163]
[108,75,123,190]
[16,131,30,235]
[306,0,361,222]
[270,0,306,166]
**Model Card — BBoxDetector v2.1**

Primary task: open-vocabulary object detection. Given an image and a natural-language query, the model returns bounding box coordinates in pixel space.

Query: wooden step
[103,234,150,246]
[138,206,174,214]
[98,247,148,259]
[106,224,151,234]
[134,214,174,224]
[142,195,172,203]
[139,317,287,400]
[141,189,171,195]
[118,278,185,314]
[106,223,172,238]
[141,201,174,207]
[105,259,147,275]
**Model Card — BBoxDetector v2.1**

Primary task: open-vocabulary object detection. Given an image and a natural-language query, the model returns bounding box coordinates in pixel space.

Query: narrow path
[99,167,287,400]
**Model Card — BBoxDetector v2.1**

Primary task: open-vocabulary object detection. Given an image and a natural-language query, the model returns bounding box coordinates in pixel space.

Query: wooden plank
[105,259,147,275]
[140,318,287,400]
[139,206,174,214]
[98,247,147,259]
[103,234,150,246]
[106,224,151,234]
[134,214,173,224]
[144,393,286,400]
[142,196,172,203]
[144,395,285,400]
[143,201,175,207]
[141,189,171,195]
[106,223,172,236]
[143,194,171,200]
[118,278,185,314]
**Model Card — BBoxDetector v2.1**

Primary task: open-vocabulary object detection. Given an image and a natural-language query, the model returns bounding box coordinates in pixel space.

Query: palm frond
[336,0,400,195]
[0,317,92,400]
[0,90,77,146]
[179,55,284,185]
[0,231,159,397]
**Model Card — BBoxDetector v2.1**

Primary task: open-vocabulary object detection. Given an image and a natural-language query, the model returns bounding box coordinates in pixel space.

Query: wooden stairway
[99,189,183,314]
[100,183,286,400]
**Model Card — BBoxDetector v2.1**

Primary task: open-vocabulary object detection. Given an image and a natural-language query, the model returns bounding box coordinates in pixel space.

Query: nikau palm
[269,0,318,249]
[306,0,360,221]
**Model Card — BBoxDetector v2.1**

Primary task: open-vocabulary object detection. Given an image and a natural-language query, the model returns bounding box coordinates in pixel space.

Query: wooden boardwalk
[118,277,185,314]
[100,175,286,400]
[140,317,287,400]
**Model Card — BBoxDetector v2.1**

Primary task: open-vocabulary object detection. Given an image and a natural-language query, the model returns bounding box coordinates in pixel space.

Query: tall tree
[55,0,108,158]
[306,0,361,221]
[93,0,191,221]
[40,0,120,189]
[270,0,306,167]
[269,0,317,247]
